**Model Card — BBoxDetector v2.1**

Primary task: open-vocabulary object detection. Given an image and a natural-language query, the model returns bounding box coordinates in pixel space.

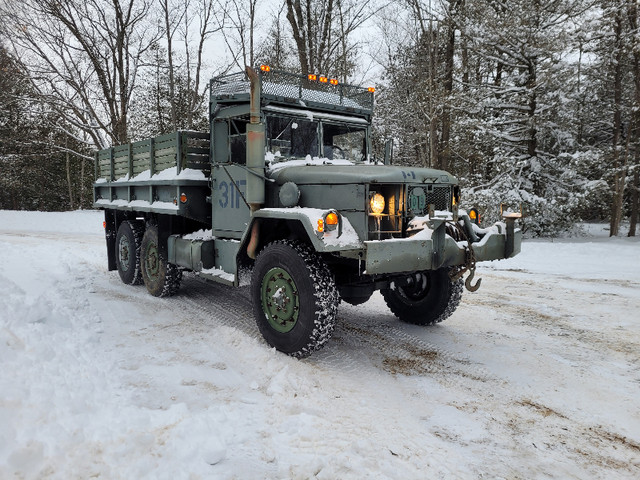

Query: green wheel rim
[118,235,131,271]
[144,241,160,281]
[260,267,300,333]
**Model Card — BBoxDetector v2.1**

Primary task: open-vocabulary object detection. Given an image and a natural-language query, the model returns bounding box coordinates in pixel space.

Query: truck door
[212,117,251,239]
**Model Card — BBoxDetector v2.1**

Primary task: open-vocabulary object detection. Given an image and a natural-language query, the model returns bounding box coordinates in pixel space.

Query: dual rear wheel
[115,222,181,297]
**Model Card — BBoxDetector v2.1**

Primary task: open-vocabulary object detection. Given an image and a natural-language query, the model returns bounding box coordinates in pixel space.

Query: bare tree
[184,0,226,129]
[159,0,187,129]
[0,0,158,149]
[157,0,225,131]
[284,0,377,77]
[221,0,261,70]
[255,2,296,70]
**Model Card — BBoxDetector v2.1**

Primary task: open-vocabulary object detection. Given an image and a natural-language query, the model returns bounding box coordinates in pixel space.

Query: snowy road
[1,210,639,479]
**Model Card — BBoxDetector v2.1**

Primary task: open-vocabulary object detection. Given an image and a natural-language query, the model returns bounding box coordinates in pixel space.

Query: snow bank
[484,235,640,282]
[0,210,103,236]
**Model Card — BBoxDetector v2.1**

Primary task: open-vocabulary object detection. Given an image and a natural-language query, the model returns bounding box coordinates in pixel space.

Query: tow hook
[449,242,482,292]
[465,268,481,292]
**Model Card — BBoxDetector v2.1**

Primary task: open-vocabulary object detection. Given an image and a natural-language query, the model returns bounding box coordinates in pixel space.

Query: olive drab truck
[94,66,522,358]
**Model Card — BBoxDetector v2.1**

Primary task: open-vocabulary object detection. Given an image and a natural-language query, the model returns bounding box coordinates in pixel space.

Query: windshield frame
[264,108,370,164]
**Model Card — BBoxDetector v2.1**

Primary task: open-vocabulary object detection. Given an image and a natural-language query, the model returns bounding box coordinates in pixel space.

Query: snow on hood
[266,153,354,174]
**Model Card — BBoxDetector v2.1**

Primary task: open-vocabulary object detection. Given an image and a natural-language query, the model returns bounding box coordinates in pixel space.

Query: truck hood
[267,164,457,185]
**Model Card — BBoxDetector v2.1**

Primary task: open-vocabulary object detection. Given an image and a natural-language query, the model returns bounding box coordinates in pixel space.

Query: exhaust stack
[245,66,265,213]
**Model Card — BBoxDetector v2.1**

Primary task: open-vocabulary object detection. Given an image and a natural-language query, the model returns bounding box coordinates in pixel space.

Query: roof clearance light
[319,76,328,83]
[308,74,317,81]
[368,87,376,93]
[260,65,271,72]
[329,78,339,85]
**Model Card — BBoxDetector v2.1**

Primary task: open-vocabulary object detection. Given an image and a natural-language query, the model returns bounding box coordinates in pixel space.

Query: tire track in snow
[310,296,493,388]
[471,273,640,361]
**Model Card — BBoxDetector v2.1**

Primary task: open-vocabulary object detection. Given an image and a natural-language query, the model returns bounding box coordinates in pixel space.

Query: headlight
[370,193,385,214]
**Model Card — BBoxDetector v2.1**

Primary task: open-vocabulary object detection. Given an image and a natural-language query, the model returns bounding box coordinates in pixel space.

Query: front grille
[407,185,451,215]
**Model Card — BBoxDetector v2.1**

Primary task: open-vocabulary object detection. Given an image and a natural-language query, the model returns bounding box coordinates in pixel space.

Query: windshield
[266,114,367,163]
[266,116,318,158]
[322,122,366,163]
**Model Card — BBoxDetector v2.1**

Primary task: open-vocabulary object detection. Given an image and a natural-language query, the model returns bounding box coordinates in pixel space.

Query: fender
[239,207,363,259]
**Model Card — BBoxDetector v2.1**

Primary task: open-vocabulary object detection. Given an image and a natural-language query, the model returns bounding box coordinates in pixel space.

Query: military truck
[94,66,522,357]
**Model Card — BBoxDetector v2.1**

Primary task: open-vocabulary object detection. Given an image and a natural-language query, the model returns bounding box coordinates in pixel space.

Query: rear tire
[140,225,182,297]
[115,220,144,285]
[381,269,463,325]
[251,240,338,358]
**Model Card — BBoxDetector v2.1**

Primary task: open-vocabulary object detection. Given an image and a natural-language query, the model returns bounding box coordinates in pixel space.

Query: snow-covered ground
[1,210,639,479]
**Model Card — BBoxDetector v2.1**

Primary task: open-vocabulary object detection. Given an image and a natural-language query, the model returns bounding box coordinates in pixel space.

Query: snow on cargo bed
[96,166,208,183]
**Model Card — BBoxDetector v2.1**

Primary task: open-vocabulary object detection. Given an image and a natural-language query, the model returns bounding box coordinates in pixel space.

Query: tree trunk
[162,0,177,130]
[66,149,74,210]
[526,59,538,159]
[610,6,626,236]
[440,16,456,173]
[80,155,86,209]
[629,167,639,236]
[628,0,640,236]
[285,0,310,75]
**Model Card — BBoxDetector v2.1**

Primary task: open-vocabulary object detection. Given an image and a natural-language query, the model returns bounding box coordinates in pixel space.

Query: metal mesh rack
[210,68,374,113]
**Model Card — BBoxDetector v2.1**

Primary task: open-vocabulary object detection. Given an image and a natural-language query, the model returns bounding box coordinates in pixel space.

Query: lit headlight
[370,193,385,214]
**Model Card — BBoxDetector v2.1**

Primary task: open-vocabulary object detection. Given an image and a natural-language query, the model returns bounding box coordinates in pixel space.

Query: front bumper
[364,218,522,275]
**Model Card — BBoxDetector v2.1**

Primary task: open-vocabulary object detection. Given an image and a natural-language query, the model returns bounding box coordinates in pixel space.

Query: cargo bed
[93,131,211,223]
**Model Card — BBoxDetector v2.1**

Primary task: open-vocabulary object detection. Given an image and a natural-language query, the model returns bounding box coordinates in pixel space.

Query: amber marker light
[180,193,188,203]
[317,218,325,233]
[319,76,328,83]
[103,221,106,228]
[368,87,375,93]
[330,78,339,85]
[325,212,339,226]
[260,64,271,72]
[469,208,480,225]
[308,74,317,81]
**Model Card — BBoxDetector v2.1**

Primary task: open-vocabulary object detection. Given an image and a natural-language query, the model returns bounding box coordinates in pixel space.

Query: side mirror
[384,138,394,165]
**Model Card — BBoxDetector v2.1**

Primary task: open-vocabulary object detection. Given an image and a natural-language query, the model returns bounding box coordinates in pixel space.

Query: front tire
[140,225,182,297]
[381,269,463,325]
[115,220,145,285]
[251,240,338,358]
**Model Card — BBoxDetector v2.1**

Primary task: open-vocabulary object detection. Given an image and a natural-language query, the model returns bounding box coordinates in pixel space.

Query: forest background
[0,0,638,237]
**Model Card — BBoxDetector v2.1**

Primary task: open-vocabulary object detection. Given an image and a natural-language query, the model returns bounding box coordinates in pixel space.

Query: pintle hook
[465,268,482,292]
[449,234,482,292]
